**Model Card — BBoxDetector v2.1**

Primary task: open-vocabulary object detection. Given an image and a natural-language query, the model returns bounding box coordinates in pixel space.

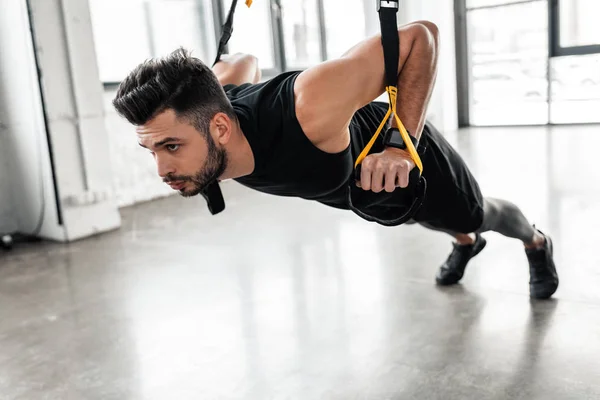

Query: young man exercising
[112,20,558,299]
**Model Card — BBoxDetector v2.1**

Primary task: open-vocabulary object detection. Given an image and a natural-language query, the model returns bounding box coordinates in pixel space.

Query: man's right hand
[356,148,416,193]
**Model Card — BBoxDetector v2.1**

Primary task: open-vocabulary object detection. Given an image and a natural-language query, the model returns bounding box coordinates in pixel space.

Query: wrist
[382,127,419,150]
[389,120,421,141]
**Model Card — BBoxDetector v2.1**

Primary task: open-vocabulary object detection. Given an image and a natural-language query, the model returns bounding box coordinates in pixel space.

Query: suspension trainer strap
[213,0,254,66]
[214,0,237,66]
[354,0,423,174]
[202,0,253,215]
[380,1,399,89]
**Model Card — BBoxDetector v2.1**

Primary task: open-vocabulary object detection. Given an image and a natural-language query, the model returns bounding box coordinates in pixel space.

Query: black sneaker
[436,234,487,285]
[526,230,558,299]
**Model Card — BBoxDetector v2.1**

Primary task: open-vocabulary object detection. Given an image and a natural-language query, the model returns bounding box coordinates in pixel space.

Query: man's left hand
[356,148,416,193]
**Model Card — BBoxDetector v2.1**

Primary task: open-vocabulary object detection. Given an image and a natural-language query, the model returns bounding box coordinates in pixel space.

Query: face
[137,109,229,198]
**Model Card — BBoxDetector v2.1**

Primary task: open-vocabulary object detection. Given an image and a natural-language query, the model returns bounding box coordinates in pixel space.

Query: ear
[212,112,233,145]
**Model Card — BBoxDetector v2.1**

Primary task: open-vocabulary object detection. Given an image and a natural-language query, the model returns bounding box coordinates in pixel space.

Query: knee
[486,198,519,220]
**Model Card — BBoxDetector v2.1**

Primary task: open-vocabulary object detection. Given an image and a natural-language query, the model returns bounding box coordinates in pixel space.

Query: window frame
[548,0,600,57]
[455,0,600,126]
[100,0,333,87]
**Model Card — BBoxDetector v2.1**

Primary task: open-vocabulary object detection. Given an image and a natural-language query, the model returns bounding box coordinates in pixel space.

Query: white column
[23,0,121,241]
[0,0,62,239]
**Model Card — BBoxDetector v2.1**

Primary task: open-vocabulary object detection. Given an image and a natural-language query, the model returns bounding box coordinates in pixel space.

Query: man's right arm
[212,53,261,86]
[294,21,438,152]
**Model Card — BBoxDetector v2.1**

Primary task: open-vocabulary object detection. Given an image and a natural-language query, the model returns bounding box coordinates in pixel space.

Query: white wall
[103,88,173,207]
[0,0,59,237]
[0,0,124,242]
[27,0,122,241]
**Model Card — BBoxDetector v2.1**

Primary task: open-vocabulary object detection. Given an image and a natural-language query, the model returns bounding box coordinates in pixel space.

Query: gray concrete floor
[1,125,600,400]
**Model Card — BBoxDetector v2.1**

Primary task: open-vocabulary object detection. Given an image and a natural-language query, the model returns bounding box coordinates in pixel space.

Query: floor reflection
[1,125,600,399]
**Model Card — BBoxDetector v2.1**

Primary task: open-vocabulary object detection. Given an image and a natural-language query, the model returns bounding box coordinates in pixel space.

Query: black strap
[378,1,400,88]
[201,0,243,215]
[213,0,239,66]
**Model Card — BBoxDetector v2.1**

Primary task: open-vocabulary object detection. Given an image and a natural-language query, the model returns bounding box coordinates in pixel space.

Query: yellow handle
[354,86,423,175]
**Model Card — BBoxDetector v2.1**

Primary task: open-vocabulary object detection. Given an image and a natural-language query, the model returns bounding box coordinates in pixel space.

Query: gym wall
[0,0,51,236]
[0,0,121,241]
[102,87,174,208]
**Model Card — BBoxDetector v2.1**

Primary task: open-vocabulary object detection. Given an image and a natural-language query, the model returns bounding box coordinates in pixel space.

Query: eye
[166,144,180,152]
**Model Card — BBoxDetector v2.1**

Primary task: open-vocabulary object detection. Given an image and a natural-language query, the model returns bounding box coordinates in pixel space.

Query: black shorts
[349,102,485,234]
[412,122,485,233]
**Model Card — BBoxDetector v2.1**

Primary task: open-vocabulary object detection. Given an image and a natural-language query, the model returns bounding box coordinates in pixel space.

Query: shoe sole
[435,237,487,286]
[529,235,559,299]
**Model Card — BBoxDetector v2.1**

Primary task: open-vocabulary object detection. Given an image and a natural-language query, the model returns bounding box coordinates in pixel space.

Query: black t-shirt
[225,71,354,207]
[224,71,421,217]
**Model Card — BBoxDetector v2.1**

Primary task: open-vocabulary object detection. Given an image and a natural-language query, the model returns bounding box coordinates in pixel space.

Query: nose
[156,154,175,179]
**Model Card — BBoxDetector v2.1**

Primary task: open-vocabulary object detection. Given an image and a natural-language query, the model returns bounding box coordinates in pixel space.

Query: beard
[163,136,228,198]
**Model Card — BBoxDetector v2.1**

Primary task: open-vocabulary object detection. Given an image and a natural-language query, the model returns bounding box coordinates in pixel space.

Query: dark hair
[112,48,235,134]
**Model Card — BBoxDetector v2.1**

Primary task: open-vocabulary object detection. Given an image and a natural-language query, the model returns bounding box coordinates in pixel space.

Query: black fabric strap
[213,0,239,66]
[201,0,241,215]
[378,1,399,88]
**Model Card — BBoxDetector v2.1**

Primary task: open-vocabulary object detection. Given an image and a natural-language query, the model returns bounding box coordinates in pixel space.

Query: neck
[219,120,255,181]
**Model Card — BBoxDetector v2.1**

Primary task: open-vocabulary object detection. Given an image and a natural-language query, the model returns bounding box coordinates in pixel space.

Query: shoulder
[293,58,365,153]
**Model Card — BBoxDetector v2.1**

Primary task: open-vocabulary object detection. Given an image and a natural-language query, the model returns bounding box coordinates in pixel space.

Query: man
[112,21,558,299]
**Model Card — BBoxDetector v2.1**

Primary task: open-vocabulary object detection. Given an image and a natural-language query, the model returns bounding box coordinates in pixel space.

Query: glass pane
[220,0,275,69]
[280,0,322,69]
[146,0,217,64]
[90,0,153,82]
[90,0,217,82]
[323,0,366,59]
[467,1,549,125]
[550,54,600,123]
[559,0,600,47]
[467,0,535,9]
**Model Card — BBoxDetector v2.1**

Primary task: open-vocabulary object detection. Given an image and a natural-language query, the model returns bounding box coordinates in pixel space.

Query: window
[559,0,600,48]
[280,0,323,69]
[322,0,365,59]
[90,0,153,83]
[458,0,600,126]
[220,0,276,70]
[467,0,535,8]
[550,53,600,123]
[145,0,217,62]
[466,0,549,125]
[90,0,217,83]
